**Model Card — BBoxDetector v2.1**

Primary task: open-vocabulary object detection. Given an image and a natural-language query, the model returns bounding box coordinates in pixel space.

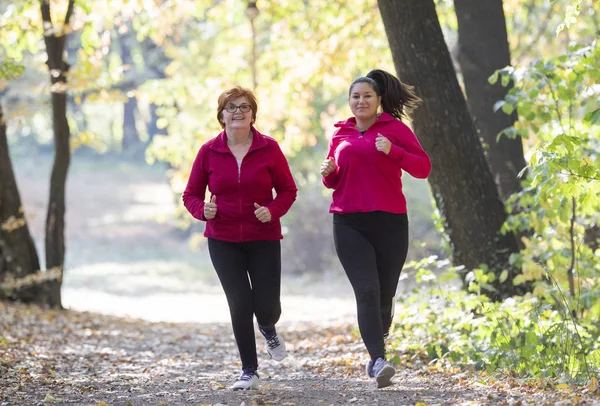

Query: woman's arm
[322,138,340,188]
[182,145,209,221]
[386,125,432,179]
[266,143,298,220]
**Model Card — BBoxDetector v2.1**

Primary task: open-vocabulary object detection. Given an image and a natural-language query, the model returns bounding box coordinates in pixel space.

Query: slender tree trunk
[118,29,142,154]
[141,35,171,146]
[454,0,527,199]
[122,96,140,152]
[377,0,531,299]
[40,0,76,308]
[0,103,43,302]
[147,103,165,143]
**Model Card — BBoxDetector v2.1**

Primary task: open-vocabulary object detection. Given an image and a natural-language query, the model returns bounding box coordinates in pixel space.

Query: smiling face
[349,82,381,122]
[221,96,253,132]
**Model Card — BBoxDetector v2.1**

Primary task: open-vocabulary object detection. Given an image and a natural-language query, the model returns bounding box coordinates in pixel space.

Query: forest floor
[2,301,598,406]
[2,152,599,405]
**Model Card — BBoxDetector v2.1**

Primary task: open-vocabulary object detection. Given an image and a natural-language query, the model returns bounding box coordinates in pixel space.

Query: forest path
[6,154,588,405]
[0,302,550,406]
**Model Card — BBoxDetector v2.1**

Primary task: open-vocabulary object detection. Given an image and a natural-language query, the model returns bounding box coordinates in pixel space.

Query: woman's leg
[207,238,257,369]
[333,214,385,360]
[246,240,286,360]
[246,240,282,329]
[369,213,409,338]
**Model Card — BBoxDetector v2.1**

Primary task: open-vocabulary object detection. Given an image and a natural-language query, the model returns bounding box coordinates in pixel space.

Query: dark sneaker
[259,326,286,361]
[231,366,260,390]
[372,358,395,388]
[365,358,374,378]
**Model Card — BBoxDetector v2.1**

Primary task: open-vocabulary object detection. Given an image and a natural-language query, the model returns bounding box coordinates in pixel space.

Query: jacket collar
[210,126,268,153]
[334,112,395,130]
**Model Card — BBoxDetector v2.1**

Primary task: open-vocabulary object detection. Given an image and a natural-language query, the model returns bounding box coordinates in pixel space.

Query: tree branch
[40,0,52,25]
[64,0,75,26]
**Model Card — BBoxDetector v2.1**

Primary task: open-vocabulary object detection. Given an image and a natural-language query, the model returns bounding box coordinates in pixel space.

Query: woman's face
[349,82,381,122]
[222,96,253,132]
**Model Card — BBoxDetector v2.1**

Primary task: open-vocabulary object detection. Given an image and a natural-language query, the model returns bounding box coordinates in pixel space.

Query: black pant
[333,212,409,360]
[207,238,282,370]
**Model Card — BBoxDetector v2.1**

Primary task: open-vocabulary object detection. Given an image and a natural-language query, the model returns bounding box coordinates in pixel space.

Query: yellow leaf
[43,394,55,402]
[499,270,508,283]
[580,157,593,167]
[96,403,109,406]
[416,403,428,406]
[556,383,569,390]
[588,376,598,392]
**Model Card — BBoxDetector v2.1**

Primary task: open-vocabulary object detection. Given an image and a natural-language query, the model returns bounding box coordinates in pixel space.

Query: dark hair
[349,69,421,121]
[217,86,258,128]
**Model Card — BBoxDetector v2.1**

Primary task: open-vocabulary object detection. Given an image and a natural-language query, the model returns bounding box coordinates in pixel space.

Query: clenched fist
[320,157,336,177]
[375,133,391,155]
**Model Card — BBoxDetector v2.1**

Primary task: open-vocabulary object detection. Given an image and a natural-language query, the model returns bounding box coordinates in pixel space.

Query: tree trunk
[147,103,166,143]
[454,0,527,199]
[0,103,43,303]
[118,29,142,154]
[40,0,76,308]
[377,0,530,299]
[122,96,140,152]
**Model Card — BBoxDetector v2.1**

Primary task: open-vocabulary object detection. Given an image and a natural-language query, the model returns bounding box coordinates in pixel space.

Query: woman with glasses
[320,69,431,388]
[183,86,297,390]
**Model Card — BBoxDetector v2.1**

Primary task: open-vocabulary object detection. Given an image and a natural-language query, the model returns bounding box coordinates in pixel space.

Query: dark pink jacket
[183,128,297,242]
[322,112,431,214]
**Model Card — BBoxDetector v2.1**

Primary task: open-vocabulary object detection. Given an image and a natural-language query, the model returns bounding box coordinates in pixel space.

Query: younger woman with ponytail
[320,69,431,388]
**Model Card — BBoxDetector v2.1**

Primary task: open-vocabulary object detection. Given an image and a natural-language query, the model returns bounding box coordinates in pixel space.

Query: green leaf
[501,103,515,115]
[488,70,499,85]
[583,108,600,125]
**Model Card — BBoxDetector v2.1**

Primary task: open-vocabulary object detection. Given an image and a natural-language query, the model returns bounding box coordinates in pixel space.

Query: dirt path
[1,302,556,406]
[7,154,592,405]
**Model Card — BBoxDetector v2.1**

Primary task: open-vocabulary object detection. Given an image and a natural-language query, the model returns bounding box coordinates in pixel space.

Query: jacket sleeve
[321,137,340,189]
[182,145,209,221]
[266,143,298,221]
[386,125,432,179]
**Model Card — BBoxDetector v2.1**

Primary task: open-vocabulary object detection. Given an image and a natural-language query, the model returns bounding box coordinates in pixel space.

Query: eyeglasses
[224,104,252,113]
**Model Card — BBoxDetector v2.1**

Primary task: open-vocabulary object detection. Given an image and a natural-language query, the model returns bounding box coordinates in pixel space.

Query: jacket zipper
[238,155,243,241]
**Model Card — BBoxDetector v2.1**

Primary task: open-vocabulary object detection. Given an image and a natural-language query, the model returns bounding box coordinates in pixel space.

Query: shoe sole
[269,351,286,361]
[232,386,259,391]
[376,365,395,388]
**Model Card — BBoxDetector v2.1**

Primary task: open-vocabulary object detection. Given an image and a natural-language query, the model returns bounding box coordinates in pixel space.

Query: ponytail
[365,69,421,122]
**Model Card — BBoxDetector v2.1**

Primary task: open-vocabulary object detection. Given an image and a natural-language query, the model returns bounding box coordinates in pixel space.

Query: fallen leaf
[588,377,598,393]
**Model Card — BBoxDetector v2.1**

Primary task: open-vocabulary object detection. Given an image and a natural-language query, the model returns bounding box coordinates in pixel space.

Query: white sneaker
[259,326,286,361]
[365,358,374,378]
[372,358,395,388]
[231,367,260,391]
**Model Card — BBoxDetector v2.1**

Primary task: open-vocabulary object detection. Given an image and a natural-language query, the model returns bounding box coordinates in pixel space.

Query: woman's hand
[204,195,217,219]
[375,133,392,155]
[254,203,272,223]
[320,157,336,177]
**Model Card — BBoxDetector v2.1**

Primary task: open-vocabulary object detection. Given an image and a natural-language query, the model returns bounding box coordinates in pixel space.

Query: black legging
[207,238,282,369]
[333,211,409,360]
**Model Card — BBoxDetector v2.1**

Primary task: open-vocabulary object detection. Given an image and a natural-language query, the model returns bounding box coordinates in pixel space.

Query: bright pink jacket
[322,112,431,214]
[183,127,297,242]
